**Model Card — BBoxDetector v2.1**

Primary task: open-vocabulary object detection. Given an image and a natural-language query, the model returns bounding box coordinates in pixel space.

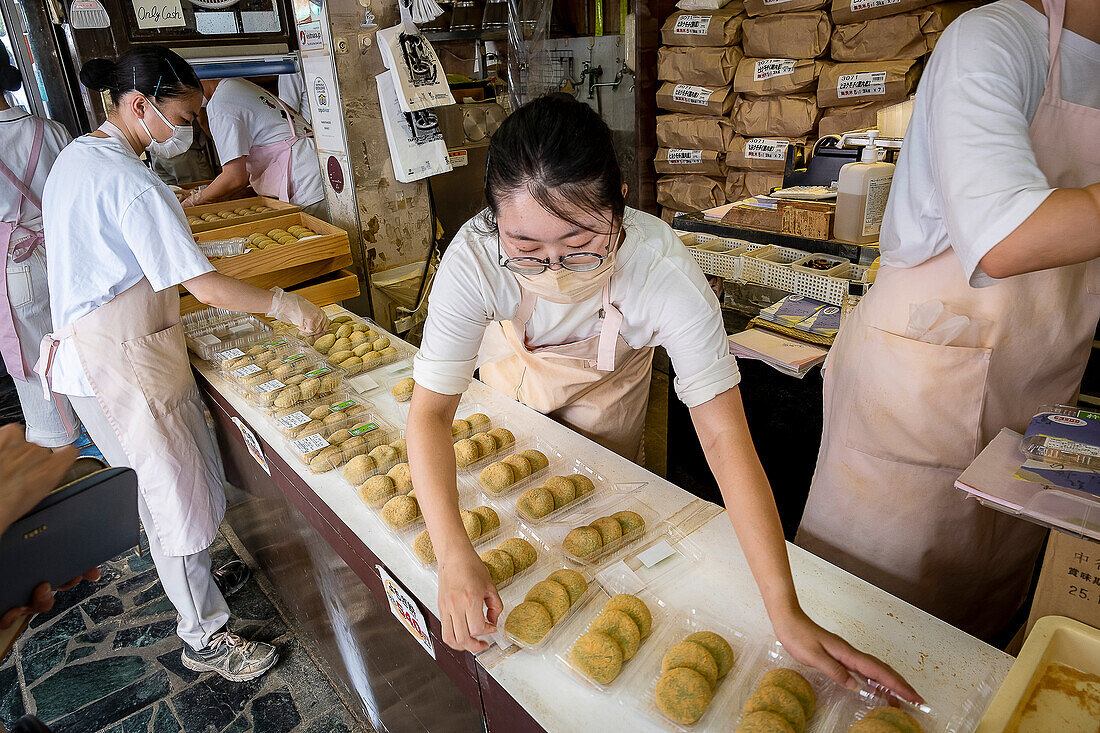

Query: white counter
[193,312,1010,732]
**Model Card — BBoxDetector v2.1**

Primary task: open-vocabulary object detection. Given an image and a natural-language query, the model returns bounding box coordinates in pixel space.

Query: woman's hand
[437,545,503,653]
[772,606,923,704]
[265,287,329,337]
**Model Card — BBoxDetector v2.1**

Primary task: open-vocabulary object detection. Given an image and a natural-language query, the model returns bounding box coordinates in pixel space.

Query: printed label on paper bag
[851,0,902,11]
[378,565,435,659]
[667,149,704,165]
[257,379,286,394]
[275,411,312,430]
[837,71,888,98]
[293,433,330,453]
[745,139,790,161]
[754,59,797,81]
[862,175,893,236]
[232,364,263,378]
[673,14,712,35]
[672,84,714,107]
[763,0,795,5]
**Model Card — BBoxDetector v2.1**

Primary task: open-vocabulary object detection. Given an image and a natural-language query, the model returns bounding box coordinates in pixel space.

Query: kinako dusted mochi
[564,526,604,559]
[738,711,797,732]
[471,433,498,457]
[743,685,807,733]
[570,631,624,685]
[358,475,396,508]
[455,439,482,468]
[502,453,533,479]
[498,538,538,572]
[547,568,587,604]
[605,594,652,638]
[480,548,515,585]
[613,510,646,537]
[569,474,596,496]
[465,413,491,433]
[470,505,500,533]
[388,462,413,494]
[504,601,553,644]
[459,510,484,540]
[381,494,420,529]
[662,641,720,689]
[688,631,736,679]
[524,580,571,624]
[856,707,922,733]
[487,427,515,447]
[590,609,642,660]
[451,419,471,439]
[519,449,549,472]
[590,516,623,545]
[759,668,815,718]
[543,476,577,509]
[517,486,555,519]
[657,667,715,726]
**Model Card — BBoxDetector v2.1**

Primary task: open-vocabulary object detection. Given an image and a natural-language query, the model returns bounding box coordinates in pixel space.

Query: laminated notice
[275,411,312,430]
[754,59,797,80]
[668,149,705,165]
[673,84,714,106]
[257,379,286,394]
[232,364,263,378]
[674,14,712,34]
[215,347,245,360]
[745,138,790,160]
[293,433,330,453]
[838,71,887,98]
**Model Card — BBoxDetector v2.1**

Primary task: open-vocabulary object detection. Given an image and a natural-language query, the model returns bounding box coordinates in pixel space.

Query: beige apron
[797,0,1100,639]
[35,279,225,558]
[479,281,655,462]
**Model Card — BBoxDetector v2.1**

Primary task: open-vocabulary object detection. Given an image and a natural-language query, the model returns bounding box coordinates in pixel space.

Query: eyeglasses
[498,229,617,276]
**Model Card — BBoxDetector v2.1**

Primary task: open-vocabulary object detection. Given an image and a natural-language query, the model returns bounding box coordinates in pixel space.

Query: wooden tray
[185,196,300,233]
[179,268,359,315]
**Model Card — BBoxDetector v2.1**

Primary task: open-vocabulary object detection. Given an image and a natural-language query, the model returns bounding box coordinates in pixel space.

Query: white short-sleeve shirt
[0,108,71,241]
[880,0,1100,286]
[414,208,741,409]
[278,72,311,124]
[206,78,324,207]
[43,134,214,396]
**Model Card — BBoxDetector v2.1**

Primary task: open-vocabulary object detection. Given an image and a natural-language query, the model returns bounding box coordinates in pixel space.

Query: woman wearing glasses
[405,94,920,702]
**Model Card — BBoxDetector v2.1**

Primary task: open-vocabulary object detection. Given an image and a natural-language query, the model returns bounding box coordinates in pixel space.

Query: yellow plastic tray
[977,615,1100,732]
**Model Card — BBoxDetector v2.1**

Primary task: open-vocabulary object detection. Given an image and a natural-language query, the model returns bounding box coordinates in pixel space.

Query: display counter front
[192,307,1010,733]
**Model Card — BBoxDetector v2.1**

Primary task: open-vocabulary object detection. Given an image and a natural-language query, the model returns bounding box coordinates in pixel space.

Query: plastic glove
[180,191,203,208]
[266,287,329,337]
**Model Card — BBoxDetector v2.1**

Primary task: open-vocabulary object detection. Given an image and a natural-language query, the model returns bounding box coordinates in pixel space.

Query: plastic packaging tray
[289,411,397,474]
[268,391,374,440]
[732,640,842,733]
[375,474,483,535]
[460,437,565,499]
[621,608,758,731]
[304,314,415,375]
[1020,404,1100,470]
[241,357,345,411]
[552,585,670,694]
[594,523,708,595]
[401,507,515,569]
[510,461,611,526]
[185,317,274,362]
[449,402,515,443]
[216,336,303,378]
[789,253,850,277]
[529,494,661,569]
[182,307,251,335]
[823,680,964,733]
[467,524,554,593]
[494,564,602,652]
[197,237,249,259]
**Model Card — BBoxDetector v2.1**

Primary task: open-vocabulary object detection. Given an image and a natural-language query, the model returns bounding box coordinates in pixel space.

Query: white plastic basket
[679,232,755,281]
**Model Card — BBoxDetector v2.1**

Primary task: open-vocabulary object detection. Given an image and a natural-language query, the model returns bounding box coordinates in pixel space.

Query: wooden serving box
[186,196,300,233]
[779,200,835,240]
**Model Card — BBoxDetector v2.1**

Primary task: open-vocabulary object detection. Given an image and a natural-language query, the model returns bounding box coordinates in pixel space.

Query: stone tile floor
[1,533,364,733]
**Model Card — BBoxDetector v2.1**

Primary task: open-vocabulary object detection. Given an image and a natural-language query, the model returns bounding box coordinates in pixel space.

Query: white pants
[5,249,79,447]
[70,395,230,651]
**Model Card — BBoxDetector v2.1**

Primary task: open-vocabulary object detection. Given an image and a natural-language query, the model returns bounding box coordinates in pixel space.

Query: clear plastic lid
[1021,404,1100,470]
[732,640,845,733]
[462,437,565,502]
[197,237,249,259]
[526,492,660,569]
[493,564,601,652]
[823,676,966,733]
[289,411,398,475]
[296,313,414,376]
[509,461,612,526]
[182,307,250,335]
[185,317,274,361]
[213,335,301,375]
[268,391,375,440]
[240,356,346,411]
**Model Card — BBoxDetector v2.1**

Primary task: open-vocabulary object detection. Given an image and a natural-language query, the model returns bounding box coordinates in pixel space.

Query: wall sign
[131,0,184,29]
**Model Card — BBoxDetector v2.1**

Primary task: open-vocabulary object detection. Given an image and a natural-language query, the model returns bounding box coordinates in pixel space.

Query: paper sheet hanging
[376,70,452,183]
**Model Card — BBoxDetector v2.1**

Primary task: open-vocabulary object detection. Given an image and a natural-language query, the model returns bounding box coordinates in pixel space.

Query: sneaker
[181,629,278,682]
[212,560,251,598]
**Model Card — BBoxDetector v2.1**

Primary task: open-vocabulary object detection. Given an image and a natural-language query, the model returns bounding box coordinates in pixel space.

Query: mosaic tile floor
[1,532,365,733]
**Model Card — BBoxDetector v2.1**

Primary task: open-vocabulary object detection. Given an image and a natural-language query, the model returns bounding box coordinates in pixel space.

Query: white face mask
[139,97,193,159]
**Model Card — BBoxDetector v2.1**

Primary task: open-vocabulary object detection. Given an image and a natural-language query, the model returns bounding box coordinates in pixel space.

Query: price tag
[215,347,245,360]
[280,352,308,363]
[377,565,435,659]
[667,149,704,165]
[232,364,263,378]
[673,14,711,35]
[261,339,288,348]
[637,540,676,568]
[306,366,333,378]
[257,379,286,394]
[231,417,270,475]
[671,84,714,107]
[754,59,796,81]
[745,138,790,161]
[349,422,379,436]
[293,433,330,453]
[275,411,312,430]
[837,71,887,99]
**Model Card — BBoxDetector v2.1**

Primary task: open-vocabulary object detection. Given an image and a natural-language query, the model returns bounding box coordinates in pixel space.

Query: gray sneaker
[181,629,278,682]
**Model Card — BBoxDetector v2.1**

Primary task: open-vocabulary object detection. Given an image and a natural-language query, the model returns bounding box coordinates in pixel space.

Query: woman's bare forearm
[182,271,276,314]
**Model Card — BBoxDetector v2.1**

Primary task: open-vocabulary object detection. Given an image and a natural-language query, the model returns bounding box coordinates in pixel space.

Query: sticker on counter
[195,334,223,347]
[293,433,330,453]
[672,84,714,107]
[231,417,270,475]
[837,71,887,99]
[275,411,312,430]
[667,149,704,165]
[745,138,791,161]
[257,379,286,394]
[280,352,308,364]
[232,364,263,378]
[378,565,435,659]
[637,540,676,569]
[754,59,796,81]
[673,14,711,35]
[215,347,246,360]
[850,0,901,11]
[349,422,379,436]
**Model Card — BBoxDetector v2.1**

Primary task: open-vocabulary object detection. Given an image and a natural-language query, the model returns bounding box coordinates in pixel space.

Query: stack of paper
[728,329,828,378]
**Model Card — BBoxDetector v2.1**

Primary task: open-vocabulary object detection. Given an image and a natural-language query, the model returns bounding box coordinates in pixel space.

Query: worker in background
[278,70,311,124]
[799,0,1100,640]
[185,76,326,217]
[37,46,329,682]
[406,94,922,703]
[0,47,81,450]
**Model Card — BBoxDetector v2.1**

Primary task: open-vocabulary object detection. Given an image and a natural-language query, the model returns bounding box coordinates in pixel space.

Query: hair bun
[79,58,116,92]
[0,65,21,93]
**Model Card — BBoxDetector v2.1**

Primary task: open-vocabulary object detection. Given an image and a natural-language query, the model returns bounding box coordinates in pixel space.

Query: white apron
[797,0,1100,639]
[246,96,308,203]
[479,280,655,462]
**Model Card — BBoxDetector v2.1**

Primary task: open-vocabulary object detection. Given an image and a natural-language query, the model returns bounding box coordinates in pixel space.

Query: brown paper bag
[743,0,827,16]
[830,13,928,61]
[661,9,746,47]
[920,1,983,49]
[657,82,737,116]
[830,0,934,25]
[724,172,748,202]
[677,0,745,10]
[659,46,744,87]
[733,58,821,95]
[742,12,832,59]
[657,175,728,212]
[657,113,737,151]
[744,171,785,196]
[655,148,728,176]
[728,136,806,171]
[817,100,893,136]
[816,59,921,108]
[732,93,819,137]
[660,207,680,224]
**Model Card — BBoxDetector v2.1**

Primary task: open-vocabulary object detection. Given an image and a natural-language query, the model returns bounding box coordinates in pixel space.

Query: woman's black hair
[0,46,22,93]
[78,45,200,107]
[484,93,624,235]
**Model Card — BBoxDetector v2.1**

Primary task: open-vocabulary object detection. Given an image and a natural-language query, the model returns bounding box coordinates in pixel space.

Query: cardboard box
[657,174,728,212]
[830,13,929,61]
[657,113,737,151]
[657,82,738,116]
[817,59,922,108]
[817,99,894,136]
[728,136,806,171]
[655,148,728,176]
[659,46,744,87]
[742,11,832,59]
[1026,530,1100,635]
[830,0,935,25]
[744,0,827,16]
[732,93,819,137]
[733,58,821,95]
[661,8,746,47]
